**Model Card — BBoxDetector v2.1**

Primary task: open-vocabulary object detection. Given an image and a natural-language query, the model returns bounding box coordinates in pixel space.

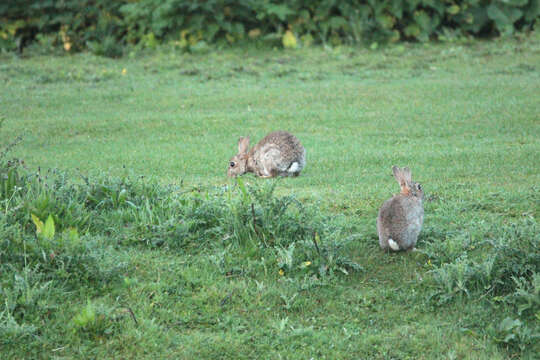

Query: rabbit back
[252,131,305,177]
[377,195,423,251]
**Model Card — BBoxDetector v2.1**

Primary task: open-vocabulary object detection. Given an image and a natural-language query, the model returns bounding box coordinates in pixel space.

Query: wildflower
[279,269,284,276]
[122,68,127,76]
[282,30,297,49]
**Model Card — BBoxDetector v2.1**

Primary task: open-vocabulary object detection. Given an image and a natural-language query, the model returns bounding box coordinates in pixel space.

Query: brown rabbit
[227,131,306,178]
[377,166,424,251]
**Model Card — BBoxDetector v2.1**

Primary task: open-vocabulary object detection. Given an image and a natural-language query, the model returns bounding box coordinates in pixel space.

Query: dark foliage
[1,1,538,56]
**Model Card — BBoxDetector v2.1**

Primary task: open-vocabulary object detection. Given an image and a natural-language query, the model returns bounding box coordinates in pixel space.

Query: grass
[1,33,540,359]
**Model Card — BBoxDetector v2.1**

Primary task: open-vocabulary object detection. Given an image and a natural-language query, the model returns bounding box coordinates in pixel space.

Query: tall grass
[0,150,364,351]
[421,217,540,353]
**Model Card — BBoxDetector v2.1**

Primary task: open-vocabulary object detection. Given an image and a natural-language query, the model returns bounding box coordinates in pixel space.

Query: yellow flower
[122,68,127,76]
[282,30,297,49]
[300,261,312,268]
[279,269,284,276]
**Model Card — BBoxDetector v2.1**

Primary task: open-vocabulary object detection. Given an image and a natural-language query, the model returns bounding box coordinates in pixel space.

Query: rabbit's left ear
[392,166,404,185]
[238,137,250,154]
[392,165,401,180]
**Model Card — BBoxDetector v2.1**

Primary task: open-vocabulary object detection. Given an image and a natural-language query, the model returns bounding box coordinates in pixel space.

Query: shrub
[425,219,539,303]
[422,218,540,355]
[1,1,538,55]
[0,0,127,55]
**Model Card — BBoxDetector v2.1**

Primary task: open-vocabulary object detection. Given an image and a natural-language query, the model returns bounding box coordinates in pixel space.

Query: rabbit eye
[230,161,235,167]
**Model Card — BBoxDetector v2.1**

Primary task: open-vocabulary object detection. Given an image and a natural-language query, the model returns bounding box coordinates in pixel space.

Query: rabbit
[227,131,306,178]
[377,166,424,251]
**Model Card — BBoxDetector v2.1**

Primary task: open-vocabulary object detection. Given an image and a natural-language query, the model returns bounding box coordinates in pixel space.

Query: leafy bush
[425,219,539,303]
[489,316,540,355]
[0,0,127,55]
[1,1,538,55]
[422,218,540,355]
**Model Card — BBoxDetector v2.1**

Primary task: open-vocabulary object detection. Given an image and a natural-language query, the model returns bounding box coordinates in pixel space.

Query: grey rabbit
[377,166,424,251]
[227,131,306,178]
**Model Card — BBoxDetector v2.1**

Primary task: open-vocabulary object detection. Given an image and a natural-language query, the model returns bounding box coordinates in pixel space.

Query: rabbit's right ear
[392,166,403,184]
[238,137,250,154]
[392,166,410,194]
[401,167,412,183]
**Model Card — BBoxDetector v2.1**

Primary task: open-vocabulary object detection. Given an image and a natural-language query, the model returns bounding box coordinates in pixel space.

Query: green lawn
[1,34,539,359]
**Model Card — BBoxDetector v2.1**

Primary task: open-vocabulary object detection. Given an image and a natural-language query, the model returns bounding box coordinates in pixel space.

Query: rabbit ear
[238,137,250,154]
[392,166,410,194]
[401,167,412,183]
[392,166,401,181]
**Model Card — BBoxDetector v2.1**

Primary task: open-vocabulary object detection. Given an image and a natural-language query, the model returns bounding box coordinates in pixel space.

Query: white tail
[288,162,300,173]
[388,239,399,251]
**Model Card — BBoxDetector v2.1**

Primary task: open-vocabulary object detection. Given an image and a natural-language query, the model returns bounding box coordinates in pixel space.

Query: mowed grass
[1,33,539,359]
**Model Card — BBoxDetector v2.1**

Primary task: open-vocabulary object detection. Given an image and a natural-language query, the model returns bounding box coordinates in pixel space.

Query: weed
[423,218,540,354]
[71,300,119,339]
